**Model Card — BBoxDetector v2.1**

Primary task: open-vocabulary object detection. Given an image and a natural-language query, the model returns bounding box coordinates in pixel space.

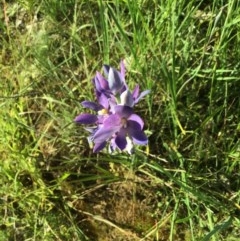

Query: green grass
[1,0,240,240]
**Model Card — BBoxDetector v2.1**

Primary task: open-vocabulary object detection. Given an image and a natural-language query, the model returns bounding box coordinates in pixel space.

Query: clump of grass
[1,0,240,240]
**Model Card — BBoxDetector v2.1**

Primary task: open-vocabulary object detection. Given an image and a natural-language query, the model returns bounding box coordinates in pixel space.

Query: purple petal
[93,116,121,143]
[93,127,118,143]
[94,88,101,100]
[108,67,124,94]
[135,90,150,104]
[93,141,107,153]
[81,101,101,111]
[97,115,106,124]
[92,75,101,92]
[128,128,148,145]
[120,89,134,107]
[103,64,110,76]
[115,128,127,150]
[114,105,133,118]
[108,96,117,113]
[119,61,127,93]
[93,127,111,142]
[120,60,126,78]
[132,85,140,99]
[103,114,121,127]
[74,113,98,124]
[119,84,127,94]
[127,119,142,131]
[127,114,144,129]
[95,72,109,90]
[98,93,109,109]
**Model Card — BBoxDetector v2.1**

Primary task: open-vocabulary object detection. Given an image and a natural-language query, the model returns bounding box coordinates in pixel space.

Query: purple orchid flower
[93,60,127,98]
[93,61,150,107]
[103,61,126,95]
[91,105,148,153]
[74,60,150,154]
